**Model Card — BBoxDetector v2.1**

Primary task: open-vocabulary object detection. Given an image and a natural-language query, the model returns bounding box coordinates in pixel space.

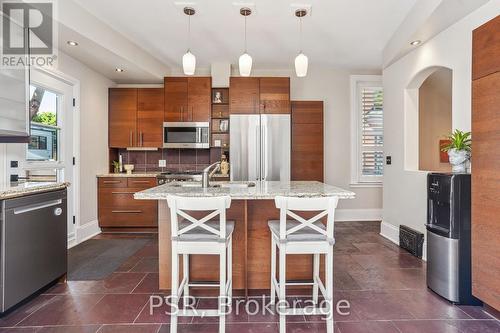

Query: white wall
[381,1,499,245]
[251,67,383,221]
[0,50,114,246]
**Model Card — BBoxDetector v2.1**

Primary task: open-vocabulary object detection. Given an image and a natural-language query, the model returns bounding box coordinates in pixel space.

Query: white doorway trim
[32,66,82,248]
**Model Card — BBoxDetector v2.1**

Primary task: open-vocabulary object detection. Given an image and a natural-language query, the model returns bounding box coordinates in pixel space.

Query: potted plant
[441,130,471,173]
[112,160,121,174]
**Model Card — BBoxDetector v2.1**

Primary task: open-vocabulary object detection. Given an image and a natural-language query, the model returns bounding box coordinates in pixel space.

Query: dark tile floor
[0,221,498,333]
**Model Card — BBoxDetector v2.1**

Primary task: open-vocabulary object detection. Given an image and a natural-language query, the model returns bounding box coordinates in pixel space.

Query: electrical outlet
[10,160,18,168]
[159,159,166,167]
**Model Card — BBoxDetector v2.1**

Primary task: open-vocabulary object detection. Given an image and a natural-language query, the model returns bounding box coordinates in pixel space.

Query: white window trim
[350,75,383,187]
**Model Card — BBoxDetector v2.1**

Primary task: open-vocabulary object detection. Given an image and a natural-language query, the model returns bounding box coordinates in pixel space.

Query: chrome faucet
[202,162,221,188]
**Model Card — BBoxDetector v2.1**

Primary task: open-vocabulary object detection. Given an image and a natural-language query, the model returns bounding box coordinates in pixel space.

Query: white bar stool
[269,195,339,333]
[167,195,233,333]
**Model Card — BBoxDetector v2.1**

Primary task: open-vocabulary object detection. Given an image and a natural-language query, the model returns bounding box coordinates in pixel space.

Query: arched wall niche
[404,66,453,172]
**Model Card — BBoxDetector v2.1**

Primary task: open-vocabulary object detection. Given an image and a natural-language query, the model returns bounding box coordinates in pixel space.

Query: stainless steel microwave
[163,122,210,149]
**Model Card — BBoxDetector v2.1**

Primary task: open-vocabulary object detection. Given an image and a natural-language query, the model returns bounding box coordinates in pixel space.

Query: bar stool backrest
[167,195,232,240]
[274,196,339,243]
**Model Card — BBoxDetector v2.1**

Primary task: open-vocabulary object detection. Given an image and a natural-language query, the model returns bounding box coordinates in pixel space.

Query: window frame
[350,75,383,187]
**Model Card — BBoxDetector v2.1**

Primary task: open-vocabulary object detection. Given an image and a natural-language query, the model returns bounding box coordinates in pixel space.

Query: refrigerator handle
[262,123,267,181]
[255,125,260,181]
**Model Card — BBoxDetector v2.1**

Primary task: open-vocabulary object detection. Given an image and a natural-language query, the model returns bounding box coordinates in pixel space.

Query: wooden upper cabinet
[188,77,211,122]
[291,101,324,181]
[137,88,164,147]
[260,77,290,114]
[164,77,188,122]
[230,77,260,114]
[109,88,137,148]
[472,15,500,81]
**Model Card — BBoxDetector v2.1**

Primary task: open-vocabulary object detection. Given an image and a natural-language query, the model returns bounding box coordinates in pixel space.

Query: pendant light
[294,9,308,77]
[239,8,252,77]
[182,7,196,75]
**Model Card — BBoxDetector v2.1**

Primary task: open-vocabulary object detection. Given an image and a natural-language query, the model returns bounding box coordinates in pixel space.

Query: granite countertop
[97,173,160,178]
[134,181,355,200]
[0,182,70,200]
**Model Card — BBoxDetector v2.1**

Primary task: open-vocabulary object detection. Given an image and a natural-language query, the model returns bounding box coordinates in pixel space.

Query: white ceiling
[72,0,417,73]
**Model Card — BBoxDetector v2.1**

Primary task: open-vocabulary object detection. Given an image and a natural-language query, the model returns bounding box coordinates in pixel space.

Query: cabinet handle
[129,131,133,146]
[130,180,151,184]
[103,180,121,184]
[191,106,194,121]
[140,132,143,146]
[111,210,142,214]
[180,106,183,121]
[111,191,136,194]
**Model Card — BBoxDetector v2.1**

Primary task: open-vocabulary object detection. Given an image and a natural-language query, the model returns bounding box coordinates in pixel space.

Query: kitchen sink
[171,182,256,188]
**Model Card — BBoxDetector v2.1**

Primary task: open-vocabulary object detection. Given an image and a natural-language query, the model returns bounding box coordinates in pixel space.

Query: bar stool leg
[170,247,179,333]
[270,237,276,305]
[227,236,233,304]
[219,244,227,333]
[313,254,320,304]
[279,245,286,333]
[183,254,189,307]
[326,246,334,333]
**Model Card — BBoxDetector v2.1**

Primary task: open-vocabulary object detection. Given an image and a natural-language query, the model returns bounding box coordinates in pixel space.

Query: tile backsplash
[117,148,211,172]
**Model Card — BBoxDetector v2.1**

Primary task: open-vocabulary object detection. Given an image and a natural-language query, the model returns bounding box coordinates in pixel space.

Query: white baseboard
[380,220,427,261]
[70,220,101,248]
[335,209,382,222]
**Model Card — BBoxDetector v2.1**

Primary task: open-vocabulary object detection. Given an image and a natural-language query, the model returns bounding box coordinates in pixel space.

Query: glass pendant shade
[182,51,196,75]
[239,53,252,77]
[295,52,308,77]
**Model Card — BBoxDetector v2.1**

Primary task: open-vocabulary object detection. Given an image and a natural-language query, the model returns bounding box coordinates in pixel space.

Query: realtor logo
[1,0,58,68]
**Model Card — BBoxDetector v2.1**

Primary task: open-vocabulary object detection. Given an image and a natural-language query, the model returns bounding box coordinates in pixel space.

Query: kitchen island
[135,181,355,293]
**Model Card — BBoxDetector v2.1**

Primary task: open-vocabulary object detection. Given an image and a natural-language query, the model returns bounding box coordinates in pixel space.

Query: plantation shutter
[360,87,383,178]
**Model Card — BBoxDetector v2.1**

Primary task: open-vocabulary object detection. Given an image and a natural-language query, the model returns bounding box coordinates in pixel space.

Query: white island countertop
[134,181,355,200]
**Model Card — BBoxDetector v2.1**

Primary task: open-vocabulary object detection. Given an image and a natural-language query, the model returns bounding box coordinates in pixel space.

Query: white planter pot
[448,148,470,173]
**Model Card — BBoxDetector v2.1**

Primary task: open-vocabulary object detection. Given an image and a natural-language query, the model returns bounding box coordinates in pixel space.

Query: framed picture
[439,139,451,163]
[212,88,229,104]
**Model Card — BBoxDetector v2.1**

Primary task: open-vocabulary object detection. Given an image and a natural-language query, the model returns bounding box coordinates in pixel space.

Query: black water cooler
[426,173,480,305]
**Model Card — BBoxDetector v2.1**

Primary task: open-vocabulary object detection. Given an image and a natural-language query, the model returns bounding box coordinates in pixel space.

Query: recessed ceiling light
[115,68,124,72]
[67,40,78,46]
[410,40,421,46]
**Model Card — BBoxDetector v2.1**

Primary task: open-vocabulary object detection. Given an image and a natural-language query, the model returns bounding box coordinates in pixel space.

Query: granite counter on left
[0,182,70,200]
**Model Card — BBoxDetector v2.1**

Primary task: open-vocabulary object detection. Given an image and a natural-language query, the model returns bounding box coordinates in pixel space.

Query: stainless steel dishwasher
[0,189,67,312]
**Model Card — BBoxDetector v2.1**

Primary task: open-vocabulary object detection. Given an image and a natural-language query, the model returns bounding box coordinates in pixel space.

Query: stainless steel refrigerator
[230,114,290,181]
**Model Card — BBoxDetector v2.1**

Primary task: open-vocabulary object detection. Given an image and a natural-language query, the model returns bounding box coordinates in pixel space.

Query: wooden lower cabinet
[98,177,157,228]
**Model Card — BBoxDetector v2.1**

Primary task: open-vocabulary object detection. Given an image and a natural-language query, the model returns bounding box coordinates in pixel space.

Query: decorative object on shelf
[112,160,121,174]
[294,9,308,77]
[213,91,222,103]
[220,154,229,175]
[182,7,196,75]
[124,164,135,175]
[239,7,252,77]
[440,130,471,173]
[214,139,222,147]
[219,119,229,132]
[439,139,451,163]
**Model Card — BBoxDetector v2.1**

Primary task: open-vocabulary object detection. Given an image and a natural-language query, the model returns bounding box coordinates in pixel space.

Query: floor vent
[399,225,424,258]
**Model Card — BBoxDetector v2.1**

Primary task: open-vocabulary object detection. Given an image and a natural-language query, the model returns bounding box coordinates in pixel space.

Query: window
[27,85,60,161]
[350,75,383,186]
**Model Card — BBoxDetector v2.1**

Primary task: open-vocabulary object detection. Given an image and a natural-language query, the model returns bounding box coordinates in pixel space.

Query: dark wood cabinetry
[98,177,158,228]
[164,77,211,122]
[471,15,500,311]
[291,101,324,181]
[472,15,500,80]
[137,88,164,147]
[109,88,163,148]
[230,77,290,114]
[109,88,137,148]
[260,77,290,114]
[230,77,260,114]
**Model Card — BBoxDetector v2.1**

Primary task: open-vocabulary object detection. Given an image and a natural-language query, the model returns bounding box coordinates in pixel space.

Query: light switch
[159,159,166,167]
